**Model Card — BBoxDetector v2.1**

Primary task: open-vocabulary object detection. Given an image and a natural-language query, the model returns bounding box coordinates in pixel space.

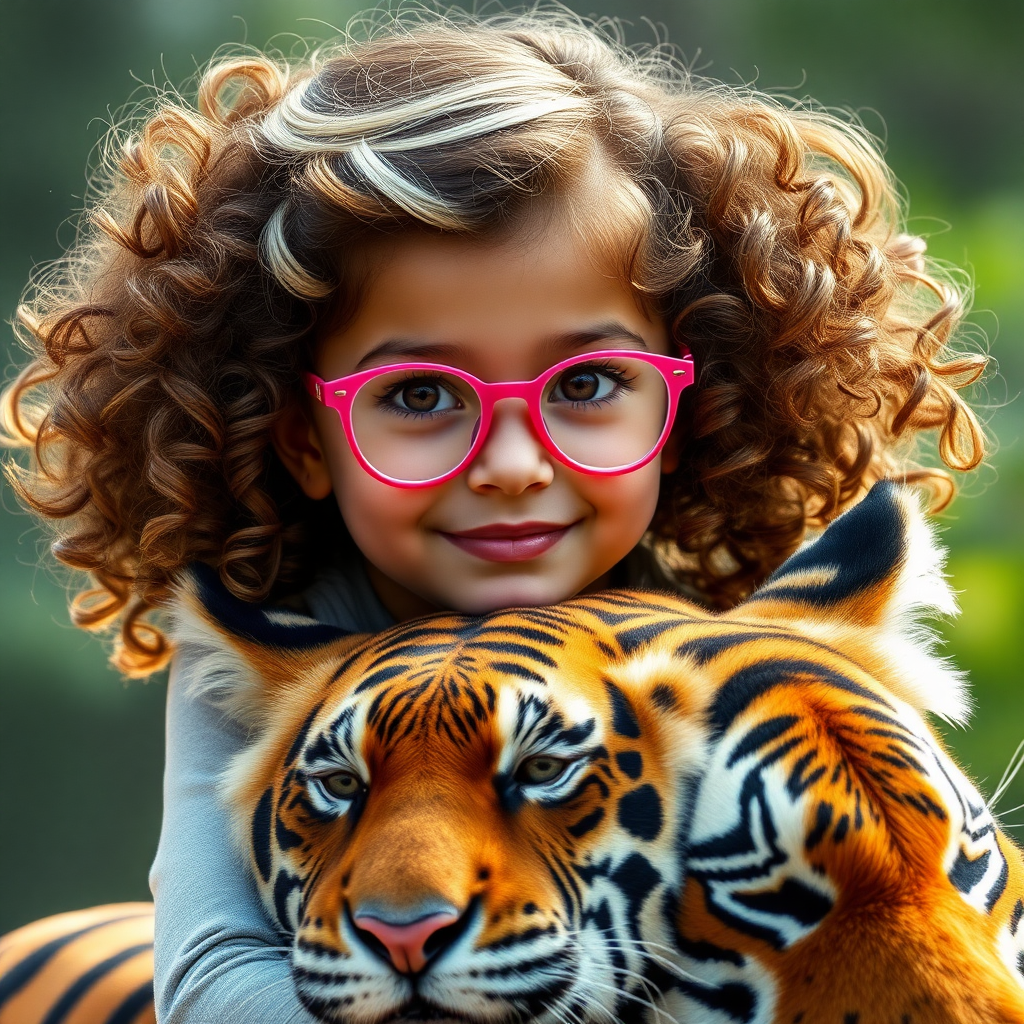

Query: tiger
[2,480,1023,1024]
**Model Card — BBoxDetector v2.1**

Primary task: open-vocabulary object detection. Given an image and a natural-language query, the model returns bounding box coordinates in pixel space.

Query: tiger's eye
[517,756,567,785]
[318,771,362,799]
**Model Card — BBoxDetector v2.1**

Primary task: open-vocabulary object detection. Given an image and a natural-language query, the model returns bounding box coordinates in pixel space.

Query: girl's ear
[271,399,334,500]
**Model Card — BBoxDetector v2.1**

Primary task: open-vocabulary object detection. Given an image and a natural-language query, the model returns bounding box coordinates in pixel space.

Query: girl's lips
[441,521,574,562]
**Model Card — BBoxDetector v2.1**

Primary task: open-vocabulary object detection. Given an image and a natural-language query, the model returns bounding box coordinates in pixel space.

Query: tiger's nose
[352,910,460,974]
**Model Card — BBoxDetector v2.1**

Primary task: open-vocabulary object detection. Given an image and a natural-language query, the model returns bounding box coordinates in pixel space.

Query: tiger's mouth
[385,1001,474,1022]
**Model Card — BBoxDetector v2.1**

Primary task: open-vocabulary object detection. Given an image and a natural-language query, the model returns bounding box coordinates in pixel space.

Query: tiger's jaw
[292,899,581,1024]
[289,904,670,1024]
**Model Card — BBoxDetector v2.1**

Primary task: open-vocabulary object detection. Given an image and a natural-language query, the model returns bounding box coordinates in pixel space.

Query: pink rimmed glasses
[303,349,695,488]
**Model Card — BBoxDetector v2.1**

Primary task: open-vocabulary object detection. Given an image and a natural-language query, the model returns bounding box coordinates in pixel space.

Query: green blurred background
[1,0,1022,933]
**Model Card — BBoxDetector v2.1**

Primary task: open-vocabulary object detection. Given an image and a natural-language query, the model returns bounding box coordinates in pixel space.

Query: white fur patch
[865,487,967,723]
[166,584,265,724]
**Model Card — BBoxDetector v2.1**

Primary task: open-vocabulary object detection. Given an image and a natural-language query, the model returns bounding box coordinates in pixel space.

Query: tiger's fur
[2,482,1023,1024]
[0,906,154,1024]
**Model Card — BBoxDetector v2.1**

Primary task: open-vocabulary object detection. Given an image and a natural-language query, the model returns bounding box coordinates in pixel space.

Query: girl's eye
[549,366,621,404]
[516,755,569,785]
[316,770,363,799]
[388,377,460,414]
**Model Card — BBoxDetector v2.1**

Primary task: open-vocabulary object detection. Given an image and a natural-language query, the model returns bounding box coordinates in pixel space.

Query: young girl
[2,9,985,1023]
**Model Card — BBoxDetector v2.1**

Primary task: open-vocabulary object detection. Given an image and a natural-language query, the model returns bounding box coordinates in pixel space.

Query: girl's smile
[273,207,676,621]
[440,520,578,562]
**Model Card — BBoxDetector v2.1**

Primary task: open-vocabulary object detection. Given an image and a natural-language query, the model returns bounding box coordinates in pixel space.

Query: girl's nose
[465,399,555,495]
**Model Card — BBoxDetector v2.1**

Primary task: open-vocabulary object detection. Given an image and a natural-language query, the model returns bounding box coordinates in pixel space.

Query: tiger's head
[172,583,712,1022]
[170,483,1024,1024]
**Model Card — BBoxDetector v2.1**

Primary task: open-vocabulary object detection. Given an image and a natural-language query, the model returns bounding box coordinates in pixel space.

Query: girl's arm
[150,651,318,1024]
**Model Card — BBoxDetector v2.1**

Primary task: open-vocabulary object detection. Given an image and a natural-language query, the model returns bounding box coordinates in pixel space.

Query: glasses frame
[303,348,695,488]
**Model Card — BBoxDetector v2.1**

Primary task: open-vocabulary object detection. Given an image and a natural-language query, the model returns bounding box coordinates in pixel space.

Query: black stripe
[283,703,324,768]
[189,562,350,648]
[576,600,649,625]
[41,944,151,1024]
[709,660,892,739]
[478,625,566,647]
[726,715,800,768]
[614,619,678,654]
[677,629,851,667]
[363,642,450,666]
[354,662,413,694]
[489,661,548,685]
[107,980,155,1024]
[251,788,274,883]
[603,680,641,738]
[477,641,557,667]
[567,807,605,838]
[986,850,1009,913]
[677,631,774,666]
[0,912,151,1008]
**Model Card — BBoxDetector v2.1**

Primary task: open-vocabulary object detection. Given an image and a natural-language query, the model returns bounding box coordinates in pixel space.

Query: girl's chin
[367,559,597,621]
[436,574,597,615]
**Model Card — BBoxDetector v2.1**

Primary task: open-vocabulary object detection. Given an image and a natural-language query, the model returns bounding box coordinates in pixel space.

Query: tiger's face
[204,601,710,1024]
[172,483,1024,1024]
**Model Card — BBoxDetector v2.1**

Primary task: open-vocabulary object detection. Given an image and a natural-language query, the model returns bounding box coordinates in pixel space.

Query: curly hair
[2,9,985,675]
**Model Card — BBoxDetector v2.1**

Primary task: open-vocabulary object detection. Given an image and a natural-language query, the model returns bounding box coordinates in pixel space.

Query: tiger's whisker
[561,944,668,1010]
[541,970,622,1024]
[547,993,590,1024]
[990,737,1024,808]
[551,965,676,1024]
[587,932,701,984]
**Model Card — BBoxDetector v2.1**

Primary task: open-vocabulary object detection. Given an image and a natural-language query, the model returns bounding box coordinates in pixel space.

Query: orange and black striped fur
[2,482,1023,1023]
[0,906,154,1024]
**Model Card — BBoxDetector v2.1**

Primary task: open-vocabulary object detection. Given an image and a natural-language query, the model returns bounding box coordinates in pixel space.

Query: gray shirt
[150,547,684,1023]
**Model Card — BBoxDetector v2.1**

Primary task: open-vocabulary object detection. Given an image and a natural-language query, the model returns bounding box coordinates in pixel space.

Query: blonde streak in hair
[259,204,334,299]
[346,140,465,229]
[303,158,392,219]
[374,96,588,152]
[262,73,588,153]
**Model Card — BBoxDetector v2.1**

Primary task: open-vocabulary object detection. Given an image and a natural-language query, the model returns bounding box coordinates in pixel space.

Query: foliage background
[1,0,1022,933]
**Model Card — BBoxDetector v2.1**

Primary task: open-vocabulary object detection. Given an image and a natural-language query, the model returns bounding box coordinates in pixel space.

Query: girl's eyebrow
[353,322,650,369]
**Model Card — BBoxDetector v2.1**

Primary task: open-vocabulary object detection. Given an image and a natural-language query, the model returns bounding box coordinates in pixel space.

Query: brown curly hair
[1,10,985,675]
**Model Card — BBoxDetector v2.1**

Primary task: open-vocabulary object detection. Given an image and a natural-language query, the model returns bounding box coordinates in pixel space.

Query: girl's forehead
[314,210,668,379]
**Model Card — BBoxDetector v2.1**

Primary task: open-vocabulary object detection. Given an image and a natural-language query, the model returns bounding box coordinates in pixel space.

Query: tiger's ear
[744,481,957,624]
[741,481,967,722]
[168,563,366,731]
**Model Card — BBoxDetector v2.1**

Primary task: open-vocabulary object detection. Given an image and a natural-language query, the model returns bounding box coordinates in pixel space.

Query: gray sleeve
[149,653,318,1024]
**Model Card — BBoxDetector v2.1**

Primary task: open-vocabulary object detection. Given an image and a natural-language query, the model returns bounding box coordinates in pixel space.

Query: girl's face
[274,214,675,621]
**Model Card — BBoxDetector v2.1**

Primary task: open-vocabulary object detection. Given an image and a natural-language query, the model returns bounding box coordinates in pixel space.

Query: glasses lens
[351,369,481,482]
[542,356,669,470]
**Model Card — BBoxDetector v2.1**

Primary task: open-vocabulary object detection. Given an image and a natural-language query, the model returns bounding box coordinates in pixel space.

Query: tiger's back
[0,905,154,1024]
